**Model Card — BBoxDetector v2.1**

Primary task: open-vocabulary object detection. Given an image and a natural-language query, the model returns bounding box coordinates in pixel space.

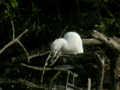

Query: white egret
[41,32,84,84]
[51,31,84,56]
[50,31,84,65]
[49,31,84,88]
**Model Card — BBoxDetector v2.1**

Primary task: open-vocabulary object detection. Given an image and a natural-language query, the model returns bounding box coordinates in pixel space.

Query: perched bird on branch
[51,31,84,59]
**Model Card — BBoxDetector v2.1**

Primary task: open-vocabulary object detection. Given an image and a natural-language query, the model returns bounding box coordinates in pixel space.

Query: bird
[51,31,84,57]
[50,31,84,87]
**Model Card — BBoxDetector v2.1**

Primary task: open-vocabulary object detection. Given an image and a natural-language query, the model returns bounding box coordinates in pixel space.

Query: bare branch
[18,79,40,88]
[21,63,72,72]
[96,53,105,90]
[83,39,102,45]
[0,39,17,54]
[50,71,61,85]
[17,29,28,40]
[29,50,50,60]
[88,78,92,90]
[92,30,120,52]
[16,40,29,62]
[10,20,15,39]
[41,53,52,83]
[95,53,105,65]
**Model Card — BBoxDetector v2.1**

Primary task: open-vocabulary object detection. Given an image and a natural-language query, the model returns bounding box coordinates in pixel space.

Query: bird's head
[51,38,67,57]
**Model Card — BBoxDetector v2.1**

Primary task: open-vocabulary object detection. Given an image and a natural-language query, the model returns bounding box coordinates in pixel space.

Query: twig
[50,71,61,85]
[92,30,120,52]
[28,50,50,60]
[41,52,52,84]
[83,39,102,45]
[96,53,105,90]
[21,63,72,72]
[0,29,28,54]
[17,29,28,40]
[18,79,40,88]
[0,39,16,54]
[88,78,91,90]
[66,71,70,90]
[96,53,105,65]
[10,20,15,39]
[16,40,29,62]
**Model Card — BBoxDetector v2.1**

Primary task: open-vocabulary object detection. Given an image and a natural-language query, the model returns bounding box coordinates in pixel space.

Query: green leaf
[10,0,18,8]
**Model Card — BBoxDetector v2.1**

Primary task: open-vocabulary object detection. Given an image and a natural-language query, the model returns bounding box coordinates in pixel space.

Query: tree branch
[21,63,73,72]
[83,39,102,45]
[16,40,30,62]
[10,20,15,40]
[96,53,105,90]
[92,30,120,52]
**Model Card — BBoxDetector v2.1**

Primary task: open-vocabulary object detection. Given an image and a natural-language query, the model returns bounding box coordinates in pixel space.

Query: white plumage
[51,32,84,56]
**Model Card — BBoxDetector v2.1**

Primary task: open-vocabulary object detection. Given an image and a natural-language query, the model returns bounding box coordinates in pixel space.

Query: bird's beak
[52,50,58,58]
[49,50,61,66]
[52,49,61,58]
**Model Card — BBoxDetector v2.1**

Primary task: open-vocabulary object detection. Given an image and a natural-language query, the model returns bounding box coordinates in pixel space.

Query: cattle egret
[51,31,84,57]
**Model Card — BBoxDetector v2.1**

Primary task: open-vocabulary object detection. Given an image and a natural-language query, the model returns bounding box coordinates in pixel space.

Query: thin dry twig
[83,39,102,45]
[10,20,15,39]
[16,39,29,62]
[66,71,70,89]
[96,53,105,65]
[28,50,50,60]
[41,50,61,83]
[21,63,71,72]
[88,78,91,90]
[17,29,28,40]
[18,79,40,88]
[0,39,17,54]
[95,53,105,90]
[92,30,120,52]
[50,71,61,85]
[41,52,52,84]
